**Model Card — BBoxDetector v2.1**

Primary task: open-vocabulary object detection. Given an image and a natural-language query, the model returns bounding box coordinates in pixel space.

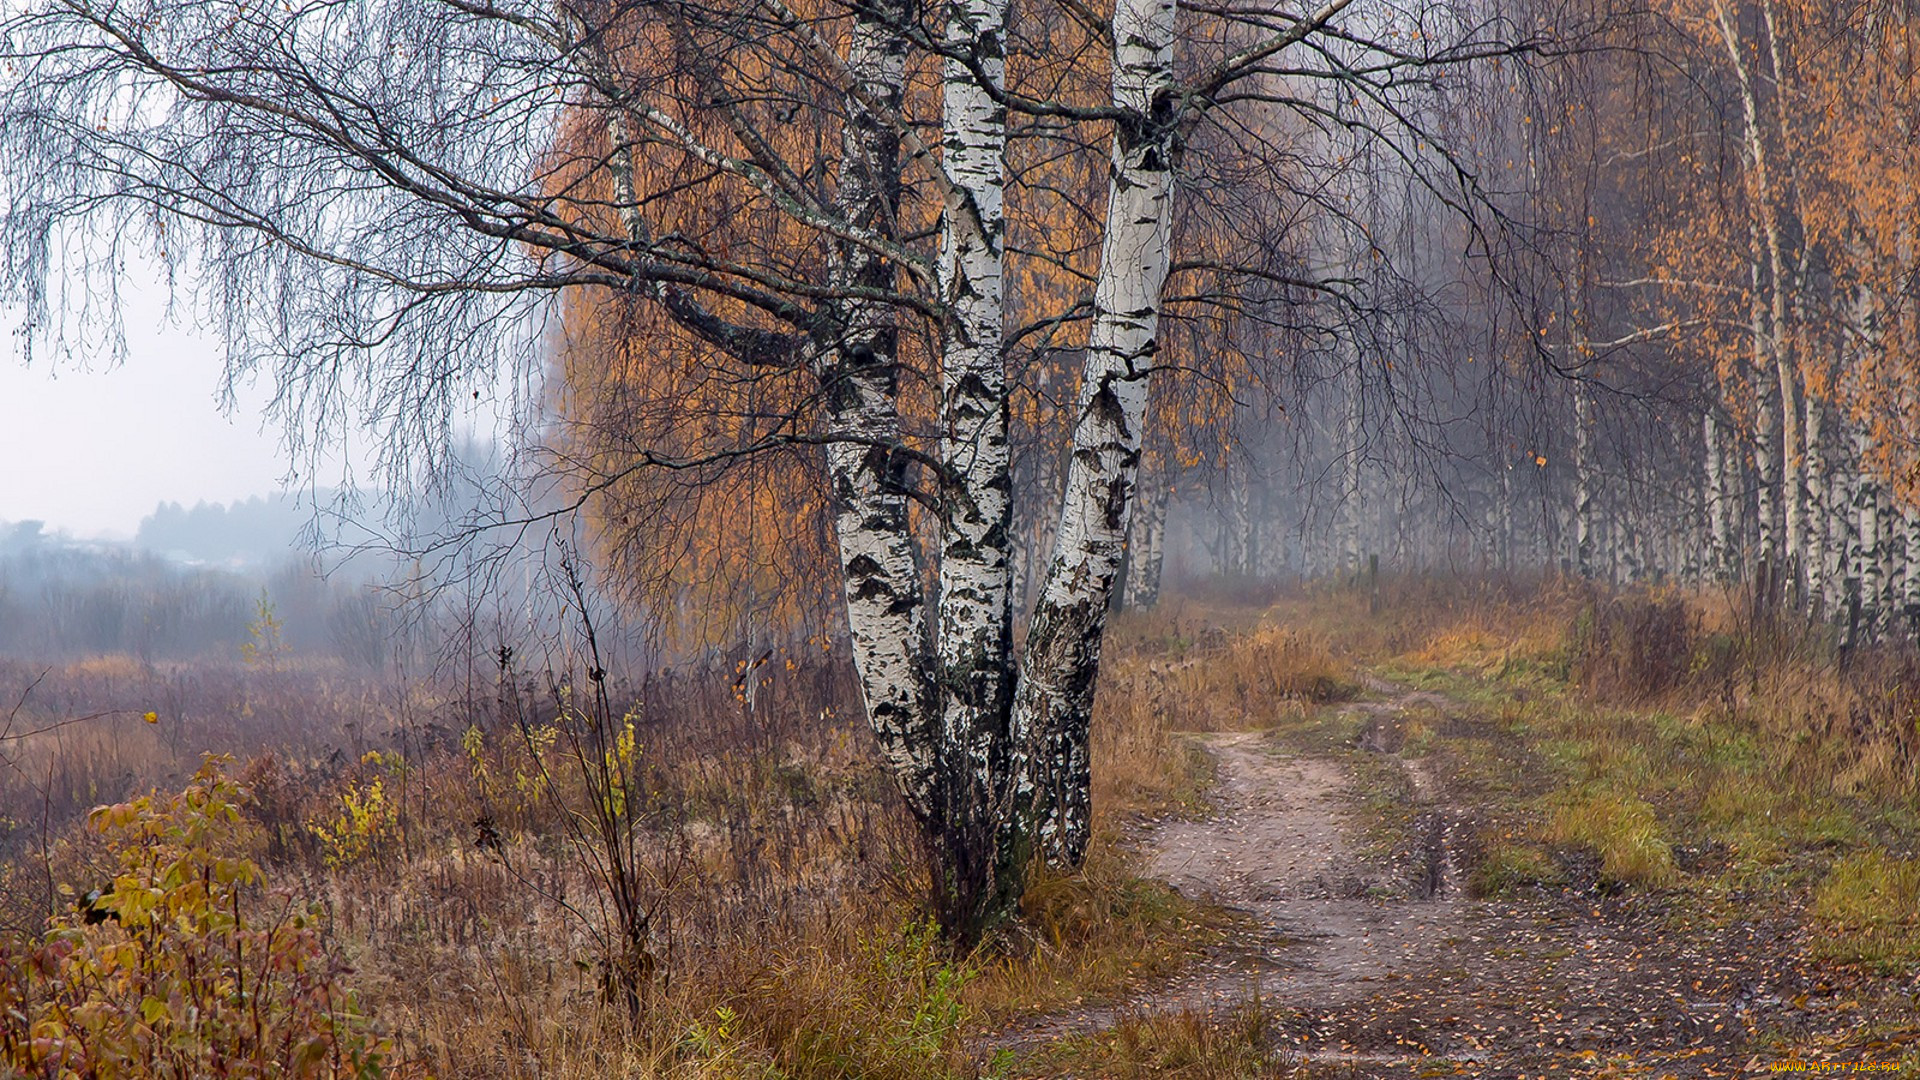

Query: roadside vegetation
[0,604,1250,1078]
[3,572,1917,1076]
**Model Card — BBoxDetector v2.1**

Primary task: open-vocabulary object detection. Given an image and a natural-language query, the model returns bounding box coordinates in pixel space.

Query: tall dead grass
[1102,611,1358,734]
[1,622,1239,1078]
[1559,589,1920,801]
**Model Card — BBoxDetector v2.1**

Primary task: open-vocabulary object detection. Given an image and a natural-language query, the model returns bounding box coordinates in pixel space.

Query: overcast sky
[0,285,295,540]
[2,261,527,542]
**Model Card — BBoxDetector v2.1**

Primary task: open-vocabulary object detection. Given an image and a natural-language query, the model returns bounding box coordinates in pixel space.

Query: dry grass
[1021,1000,1296,1079]
[16,569,1920,1076]
[1,620,1251,1079]
[1102,611,1359,736]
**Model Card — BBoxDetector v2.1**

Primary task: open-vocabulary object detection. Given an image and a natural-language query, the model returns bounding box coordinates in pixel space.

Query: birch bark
[1341,365,1365,575]
[1805,398,1831,618]
[1228,464,1254,576]
[1874,485,1896,637]
[820,4,942,820]
[1704,409,1732,582]
[567,2,944,815]
[1123,462,1170,610]
[1006,0,1178,867]
[1499,457,1515,572]
[930,0,1015,924]
[1574,384,1596,579]
[1715,0,1804,600]
[1752,352,1782,588]
[1902,509,1920,632]
[1849,424,1879,639]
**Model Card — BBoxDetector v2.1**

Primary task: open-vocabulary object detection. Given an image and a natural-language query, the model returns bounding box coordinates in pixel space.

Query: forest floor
[993,636,1920,1079]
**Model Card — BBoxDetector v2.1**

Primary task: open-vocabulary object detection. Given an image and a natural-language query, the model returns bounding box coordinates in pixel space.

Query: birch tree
[0,0,1530,938]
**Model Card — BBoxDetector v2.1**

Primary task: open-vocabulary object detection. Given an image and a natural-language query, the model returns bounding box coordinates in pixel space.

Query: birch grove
[0,0,1525,937]
[1087,0,1920,666]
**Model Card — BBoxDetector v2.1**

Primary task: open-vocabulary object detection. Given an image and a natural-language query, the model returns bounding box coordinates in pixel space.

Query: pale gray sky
[1,289,292,540]
[3,264,527,542]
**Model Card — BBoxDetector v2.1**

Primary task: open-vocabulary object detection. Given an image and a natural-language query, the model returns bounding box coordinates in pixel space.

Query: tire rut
[989,687,1462,1061]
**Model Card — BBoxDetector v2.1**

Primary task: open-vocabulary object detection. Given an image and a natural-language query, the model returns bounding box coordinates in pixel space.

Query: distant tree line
[133,494,320,568]
[1129,0,1920,656]
[0,519,393,665]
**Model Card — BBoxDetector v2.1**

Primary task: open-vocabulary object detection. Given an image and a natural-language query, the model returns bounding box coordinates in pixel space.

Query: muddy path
[992,681,1904,1077]
[1138,729,1462,1016]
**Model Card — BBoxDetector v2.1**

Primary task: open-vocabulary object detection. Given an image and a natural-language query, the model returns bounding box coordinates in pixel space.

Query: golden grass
[1103,611,1358,735]
[20,571,1920,1077]
[0,604,1298,1080]
[1225,626,1356,707]
[15,622,1221,1076]
[1544,787,1678,888]
[1809,849,1920,969]
[1019,1001,1294,1079]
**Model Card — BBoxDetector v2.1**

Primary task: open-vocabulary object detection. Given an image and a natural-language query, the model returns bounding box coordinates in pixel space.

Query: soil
[992,681,1920,1077]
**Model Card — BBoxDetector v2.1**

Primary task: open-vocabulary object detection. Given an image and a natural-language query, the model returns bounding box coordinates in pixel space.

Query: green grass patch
[1469,840,1569,897]
[1545,788,1678,888]
[1809,849,1920,970]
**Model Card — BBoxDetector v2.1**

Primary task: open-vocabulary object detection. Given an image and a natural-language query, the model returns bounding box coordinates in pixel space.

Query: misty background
[0,260,545,668]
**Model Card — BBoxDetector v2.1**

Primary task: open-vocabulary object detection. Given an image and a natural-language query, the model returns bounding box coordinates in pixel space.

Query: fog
[0,281,293,539]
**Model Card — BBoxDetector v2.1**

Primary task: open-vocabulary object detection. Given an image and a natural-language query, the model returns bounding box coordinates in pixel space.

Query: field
[3,574,1918,1077]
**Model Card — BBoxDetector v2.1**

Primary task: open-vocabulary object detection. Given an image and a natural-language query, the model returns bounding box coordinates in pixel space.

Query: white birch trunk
[1842,424,1867,637]
[1229,463,1254,576]
[1007,0,1178,867]
[1876,484,1897,638]
[1852,425,1883,640]
[1704,409,1732,582]
[1123,462,1170,609]
[1341,365,1364,575]
[1778,363,1807,597]
[1499,458,1515,572]
[1717,0,1798,601]
[1624,496,1646,584]
[579,4,942,819]
[1819,412,1847,625]
[1753,367,1781,585]
[931,0,1014,917]
[1574,383,1596,579]
[821,8,941,820]
[1260,483,1286,577]
[1804,398,1832,618]
[1902,508,1920,632]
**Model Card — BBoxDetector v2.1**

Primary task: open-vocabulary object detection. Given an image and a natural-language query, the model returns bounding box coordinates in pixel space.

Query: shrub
[0,755,388,1079]
[1569,593,1698,702]
[307,762,402,870]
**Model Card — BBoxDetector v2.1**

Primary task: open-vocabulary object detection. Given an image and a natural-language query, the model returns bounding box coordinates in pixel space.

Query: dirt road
[997,684,1896,1077]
